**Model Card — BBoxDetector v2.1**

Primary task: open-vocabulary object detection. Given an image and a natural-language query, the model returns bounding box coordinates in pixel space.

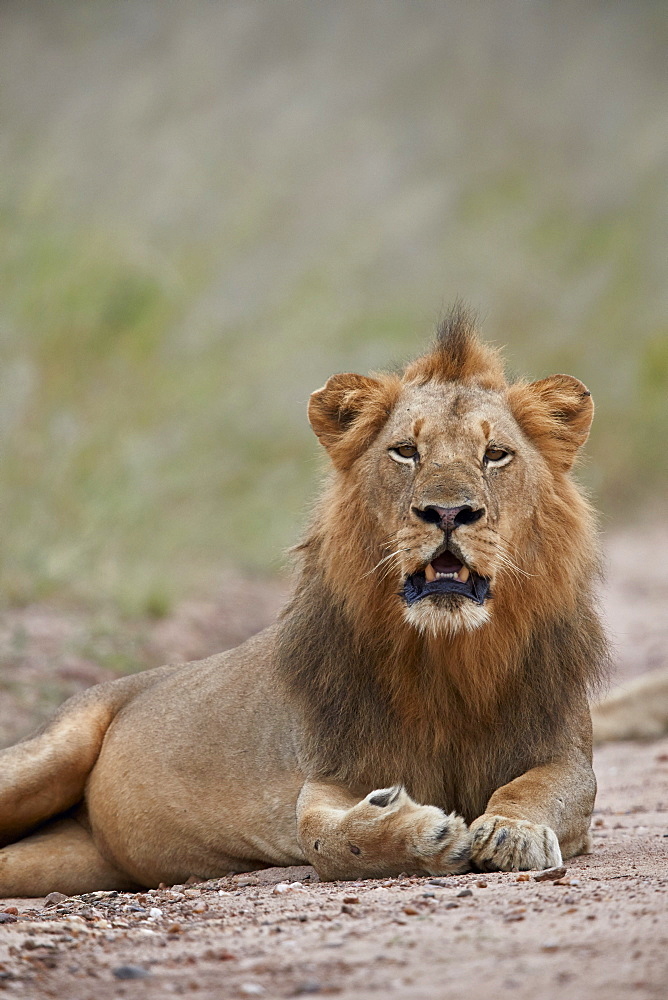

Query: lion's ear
[508,374,594,471]
[308,372,398,470]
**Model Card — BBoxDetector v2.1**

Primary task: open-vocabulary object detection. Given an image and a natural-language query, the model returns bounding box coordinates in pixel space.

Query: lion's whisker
[488,529,536,578]
[498,553,534,579]
[363,547,410,579]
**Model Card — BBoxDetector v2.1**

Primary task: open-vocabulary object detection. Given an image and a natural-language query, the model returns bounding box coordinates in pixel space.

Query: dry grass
[0,0,666,613]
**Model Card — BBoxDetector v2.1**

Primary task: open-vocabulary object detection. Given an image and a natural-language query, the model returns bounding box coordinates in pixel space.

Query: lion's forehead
[384,382,519,451]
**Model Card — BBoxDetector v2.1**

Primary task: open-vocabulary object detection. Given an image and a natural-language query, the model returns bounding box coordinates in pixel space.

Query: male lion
[0,310,608,895]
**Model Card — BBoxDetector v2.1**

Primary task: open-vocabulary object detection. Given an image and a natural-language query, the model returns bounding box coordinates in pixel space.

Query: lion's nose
[412,504,485,530]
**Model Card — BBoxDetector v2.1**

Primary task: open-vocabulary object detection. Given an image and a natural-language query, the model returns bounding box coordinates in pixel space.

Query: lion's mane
[277,312,609,821]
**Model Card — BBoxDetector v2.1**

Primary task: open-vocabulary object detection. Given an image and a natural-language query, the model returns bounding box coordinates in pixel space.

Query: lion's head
[306,307,596,641]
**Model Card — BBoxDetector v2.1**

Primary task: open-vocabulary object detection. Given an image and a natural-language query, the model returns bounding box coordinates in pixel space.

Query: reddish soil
[0,529,666,998]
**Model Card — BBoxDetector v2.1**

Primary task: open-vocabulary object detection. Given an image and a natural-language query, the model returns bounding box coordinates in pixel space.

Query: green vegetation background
[1,1,666,616]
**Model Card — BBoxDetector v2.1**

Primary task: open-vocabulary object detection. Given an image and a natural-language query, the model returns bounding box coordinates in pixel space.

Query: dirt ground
[0,529,666,999]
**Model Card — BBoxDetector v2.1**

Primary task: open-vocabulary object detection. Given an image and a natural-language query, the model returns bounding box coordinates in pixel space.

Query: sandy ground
[0,528,666,998]
[0,738,666,1000]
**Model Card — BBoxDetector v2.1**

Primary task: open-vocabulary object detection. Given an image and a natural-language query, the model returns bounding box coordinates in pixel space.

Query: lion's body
[0,311,609,895]
[85,635,306,885]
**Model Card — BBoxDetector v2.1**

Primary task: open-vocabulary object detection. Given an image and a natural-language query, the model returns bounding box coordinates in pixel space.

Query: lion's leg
[0,667,177,847]
[469,750,596,872]
[296,780,471,881]
[0,703,115,848]
[0,817,138,897]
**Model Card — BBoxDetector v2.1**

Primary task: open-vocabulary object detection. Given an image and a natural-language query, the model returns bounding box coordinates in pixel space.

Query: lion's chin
[404,596,491,638]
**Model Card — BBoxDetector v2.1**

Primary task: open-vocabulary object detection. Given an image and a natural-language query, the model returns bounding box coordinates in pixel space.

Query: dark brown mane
[404,304,506,389]
[277,323,609,821]
[436,303,480,369]
[277,536,607,820]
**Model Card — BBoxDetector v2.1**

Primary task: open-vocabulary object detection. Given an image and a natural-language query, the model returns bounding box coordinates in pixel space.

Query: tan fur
[0,310,608,894]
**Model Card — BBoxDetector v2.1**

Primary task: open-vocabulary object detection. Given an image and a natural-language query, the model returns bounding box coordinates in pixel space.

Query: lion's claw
[469,814,562,872]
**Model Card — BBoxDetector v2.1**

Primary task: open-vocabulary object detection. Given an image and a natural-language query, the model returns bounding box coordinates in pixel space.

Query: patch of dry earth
[0,738,665,999]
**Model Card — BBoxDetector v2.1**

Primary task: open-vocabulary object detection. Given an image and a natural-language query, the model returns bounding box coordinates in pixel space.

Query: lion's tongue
[431,552,462,574]
[424,551,470,584]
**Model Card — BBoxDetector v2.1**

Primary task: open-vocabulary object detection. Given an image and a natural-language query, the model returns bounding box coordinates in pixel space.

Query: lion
[0,308,609,896]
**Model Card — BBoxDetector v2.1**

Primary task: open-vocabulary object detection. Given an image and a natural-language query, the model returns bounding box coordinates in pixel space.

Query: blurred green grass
[0,1,666,615]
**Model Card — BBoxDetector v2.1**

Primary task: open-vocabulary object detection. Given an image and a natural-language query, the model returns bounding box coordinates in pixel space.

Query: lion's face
[361,381,542,636]
[308,318,594,638]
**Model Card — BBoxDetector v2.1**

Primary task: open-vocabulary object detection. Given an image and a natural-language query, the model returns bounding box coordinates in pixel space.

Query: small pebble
[475,880,488,888]
[293,982,321,995]
[516,873,531,882]
[240,984,265,996]
[342,896,359,904]
[534,866,568,882]
[112,965,150,980]
[43,892,69,907]
[2,907,18,916]
[273,881,307,895]
[456,888,473,898]
[341,904,359,917]
[403,906,419,916]
[444,902,460,910]
[0,913,17,924]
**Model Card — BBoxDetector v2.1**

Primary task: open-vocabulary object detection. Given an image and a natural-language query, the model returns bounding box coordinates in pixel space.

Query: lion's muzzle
[403,548,491,607]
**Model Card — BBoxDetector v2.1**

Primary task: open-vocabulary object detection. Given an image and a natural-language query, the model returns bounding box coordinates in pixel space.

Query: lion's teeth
[425,564,470,583]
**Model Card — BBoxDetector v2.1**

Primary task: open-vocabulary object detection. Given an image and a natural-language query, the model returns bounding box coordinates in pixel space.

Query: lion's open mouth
[403,550,491,606]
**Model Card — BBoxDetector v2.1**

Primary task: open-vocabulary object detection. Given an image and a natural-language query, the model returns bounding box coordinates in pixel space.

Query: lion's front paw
[344,785,471,877]
[469,814,562,872]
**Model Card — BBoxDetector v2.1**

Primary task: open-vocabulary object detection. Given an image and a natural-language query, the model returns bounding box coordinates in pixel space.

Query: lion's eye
[483,445,512,467]
[389,443,419,464]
